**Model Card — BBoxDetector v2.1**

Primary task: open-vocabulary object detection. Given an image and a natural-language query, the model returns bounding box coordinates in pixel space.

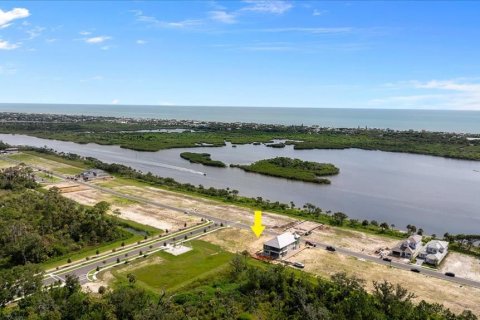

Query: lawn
[114,240,233,292]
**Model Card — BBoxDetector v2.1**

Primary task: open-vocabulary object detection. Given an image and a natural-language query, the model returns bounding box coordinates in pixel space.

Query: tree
[417,228,424,236]
[362,220,369,226]
[370,220,379,226]
[380,222,389,230]
[332,212,348,226]
[127,273,136,285]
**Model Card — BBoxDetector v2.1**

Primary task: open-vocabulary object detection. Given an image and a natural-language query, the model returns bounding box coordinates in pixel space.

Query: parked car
[410,268,420,273]
[293,262,305,269]
[305,241,316,247]
[445,272,455,277]
[326,246,336,252]
[382,257,392,262]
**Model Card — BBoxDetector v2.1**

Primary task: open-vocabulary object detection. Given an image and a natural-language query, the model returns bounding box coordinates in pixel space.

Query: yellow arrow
[251,210,265,238]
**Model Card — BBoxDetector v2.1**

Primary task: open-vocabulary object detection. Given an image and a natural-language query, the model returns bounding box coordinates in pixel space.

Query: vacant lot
[303,224,399,257]
[95,181,297,230]
[111,240,233,292]
[6,152,86,175]
[0,158,13,169]
[441,252,480,282]
[50,181,197,231]
[292,248,480,315]
[206,227,480,315]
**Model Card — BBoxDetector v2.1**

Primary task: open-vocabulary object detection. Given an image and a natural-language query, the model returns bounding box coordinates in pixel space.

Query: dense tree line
[0,167,125,267]
[1,111,480,159]
[1,255,476,319]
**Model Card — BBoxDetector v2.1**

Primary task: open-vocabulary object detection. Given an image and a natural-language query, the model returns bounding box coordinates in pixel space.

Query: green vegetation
[113,241,232,292]
[2,254,477,319]
[0,166,126,268]
[2,113,480,160]
[232,157,339,184]
[180,152,226,167]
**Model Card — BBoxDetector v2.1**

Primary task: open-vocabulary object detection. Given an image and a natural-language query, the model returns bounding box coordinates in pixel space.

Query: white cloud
[0,39,19,50]
[133,10,202,28]
[111,99,120,105]
[0,64,16,75]
[136,39,147,45]
[241,0,293,14]
[370,79,480,110]
[0,7,30,29]
[209,10,237,24]
[313,9,327,16]
[79,31,92,36]
[85,36,111,44]
[259,27,353,34]
[26,26,45,39]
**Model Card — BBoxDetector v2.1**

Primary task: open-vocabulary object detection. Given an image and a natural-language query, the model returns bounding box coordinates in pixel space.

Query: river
[1,133,479,235]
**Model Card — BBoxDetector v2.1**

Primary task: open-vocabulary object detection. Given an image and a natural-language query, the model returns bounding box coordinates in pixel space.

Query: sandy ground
[49,181,197,231]
[205,227,480,316]
[0,159,13,169]
[303,225,399,257]
[441,252,480,282]
[203,228,268,254]
[6,153,84,175]
[97,183,297,231]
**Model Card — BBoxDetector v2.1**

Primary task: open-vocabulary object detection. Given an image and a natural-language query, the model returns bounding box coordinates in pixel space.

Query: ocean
[0,103,479,133]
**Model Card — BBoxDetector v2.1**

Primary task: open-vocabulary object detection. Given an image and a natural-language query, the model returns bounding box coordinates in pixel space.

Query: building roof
[264,232,299,249]
[409,235,422,244]
[426,240,448,250]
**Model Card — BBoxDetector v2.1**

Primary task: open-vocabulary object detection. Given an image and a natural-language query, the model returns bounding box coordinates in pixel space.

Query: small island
[231,157,339,184]
[180,152,226,167]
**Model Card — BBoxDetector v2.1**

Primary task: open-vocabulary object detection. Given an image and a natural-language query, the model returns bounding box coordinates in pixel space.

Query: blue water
[1,103,480,133]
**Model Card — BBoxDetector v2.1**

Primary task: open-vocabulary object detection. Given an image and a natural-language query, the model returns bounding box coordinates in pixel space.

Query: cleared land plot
[441,252,480,282]
[49,181,197,231]
[205,227,480,316]
[110,240,233,292]
[0,158,14,169]
[304,225,399,257]
[6,152,86,175]
[94,180,297,230]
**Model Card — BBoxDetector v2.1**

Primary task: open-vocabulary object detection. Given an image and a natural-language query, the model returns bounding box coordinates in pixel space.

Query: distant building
[391,235,423,260]
[0,147,19,154]
[418,240,449,266]
[79,169,109,181]
[263,232,300,259]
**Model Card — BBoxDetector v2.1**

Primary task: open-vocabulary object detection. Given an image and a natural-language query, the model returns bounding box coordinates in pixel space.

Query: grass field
[112,240,233,292]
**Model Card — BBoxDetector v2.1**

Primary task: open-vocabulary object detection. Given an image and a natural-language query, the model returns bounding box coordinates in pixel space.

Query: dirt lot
[49,181,197,231]
[441,252,480,282]
[95,182,297,231]
[303,225,399,257]
[206,228,480,316]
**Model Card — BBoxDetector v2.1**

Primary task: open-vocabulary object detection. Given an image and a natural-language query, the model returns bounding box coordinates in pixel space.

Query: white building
[263,232,300,259]
[391,235,423,260]
[418,240,449,266]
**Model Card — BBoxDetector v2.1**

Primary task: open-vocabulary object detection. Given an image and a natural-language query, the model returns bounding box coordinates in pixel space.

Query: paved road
[301,240,480,289]
[3,155,480,290]
[45,222,220,286]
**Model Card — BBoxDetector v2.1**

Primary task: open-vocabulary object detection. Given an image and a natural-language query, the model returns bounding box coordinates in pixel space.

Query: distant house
[0,147,19,154]
[418,240,449,266]
[391,235,423,260]
[263,232,300,259]
[79,169,109,181]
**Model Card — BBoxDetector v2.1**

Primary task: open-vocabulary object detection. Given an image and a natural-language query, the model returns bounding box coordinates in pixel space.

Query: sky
[1,0,480,110]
